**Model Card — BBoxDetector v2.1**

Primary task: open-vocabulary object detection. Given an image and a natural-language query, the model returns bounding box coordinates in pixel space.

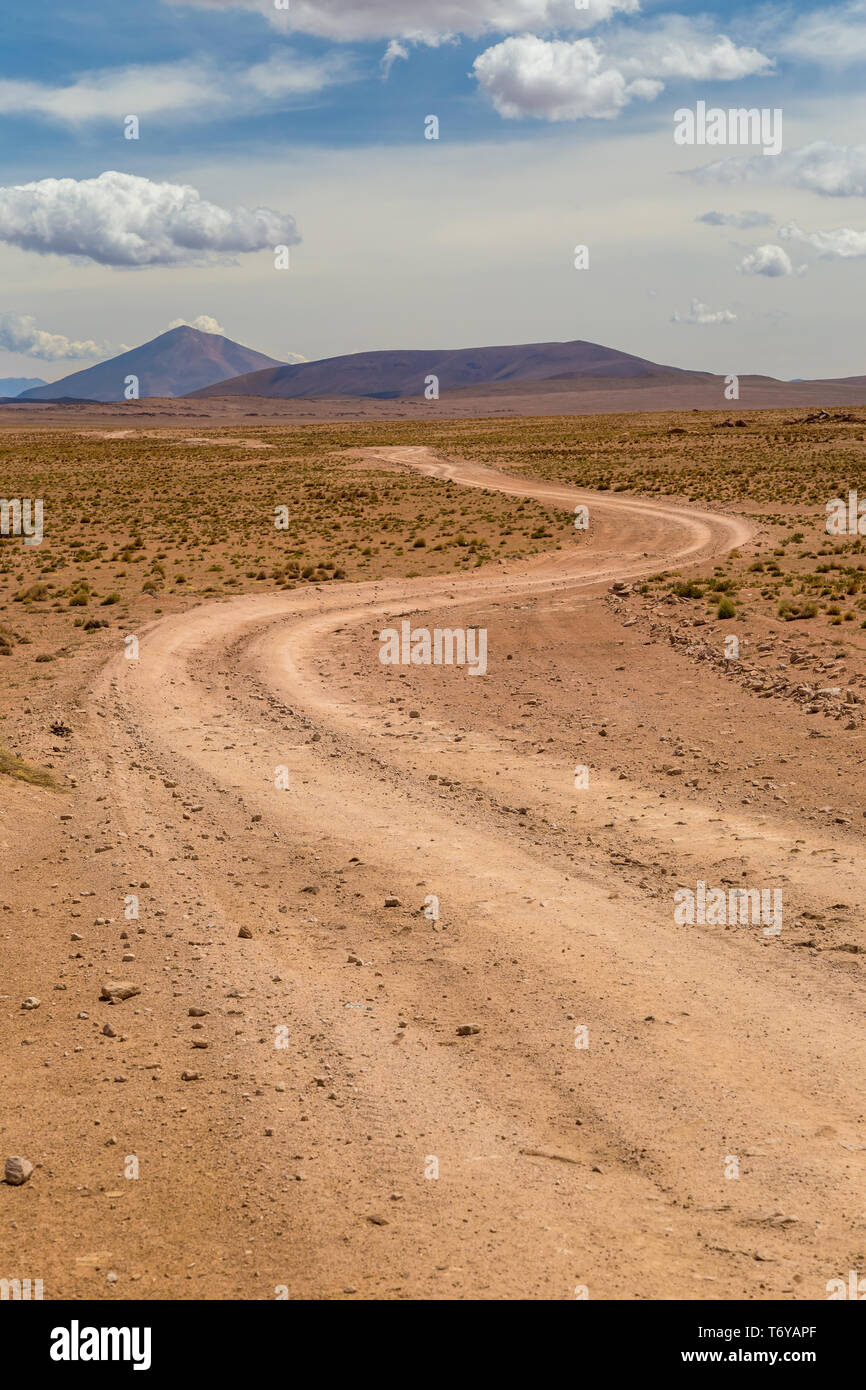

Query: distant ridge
[187,339,707,400]
[0,376,46,396]
[18,327,284,403]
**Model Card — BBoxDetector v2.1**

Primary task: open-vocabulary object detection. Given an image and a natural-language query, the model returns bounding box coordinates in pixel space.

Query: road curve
[63,447,864,1301]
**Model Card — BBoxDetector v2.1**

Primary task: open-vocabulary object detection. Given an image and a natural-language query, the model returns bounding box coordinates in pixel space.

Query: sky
[2,0,866,383]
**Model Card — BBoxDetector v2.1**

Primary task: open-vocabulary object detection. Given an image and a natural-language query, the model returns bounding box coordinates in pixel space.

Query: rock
[21,997,40,1011]
[456,1025,481,1037]
[188,1007,208,1017]
[100,981,140,1004]
[4,1156,33,1186]
[102,1023,117,1037]
[366,1213,389,1226]
[384,896,401,908]
[238,925,253,939]
[181,1071,201,1082]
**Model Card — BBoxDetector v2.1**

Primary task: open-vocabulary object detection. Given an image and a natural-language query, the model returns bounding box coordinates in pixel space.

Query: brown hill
[187,339,710,400]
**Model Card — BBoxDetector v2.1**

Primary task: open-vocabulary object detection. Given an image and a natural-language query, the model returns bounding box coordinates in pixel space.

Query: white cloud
[0,171,298,268]
[168,315,226,335]
[474,36,656,120]
[738,244,794,276]
[0,311,108,360]
[780,221,866,258]
[473,22,772,121]
[687,141,866,197]
[697,209,774,228]
[0,53,352,126]
[609,18,773,82]
[170,0,639,43]
[671,298,736,325]
[778,1,866,66]
[381,41,410,78]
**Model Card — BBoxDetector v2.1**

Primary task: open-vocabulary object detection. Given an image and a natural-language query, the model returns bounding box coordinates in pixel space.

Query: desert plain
[1,403,865,1300]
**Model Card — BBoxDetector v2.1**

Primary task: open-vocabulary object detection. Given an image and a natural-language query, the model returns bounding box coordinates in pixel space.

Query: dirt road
[2,447,864,1300]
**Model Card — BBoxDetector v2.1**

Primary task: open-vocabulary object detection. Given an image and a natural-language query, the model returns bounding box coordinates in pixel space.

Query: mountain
[0,377,47,397]
[18,328,284,403]
[187,339,706,400]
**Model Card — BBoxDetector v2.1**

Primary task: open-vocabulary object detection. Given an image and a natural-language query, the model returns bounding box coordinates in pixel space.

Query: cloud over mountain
[0,171,298,267]
[671,298,736,325]
[0,311,108,360]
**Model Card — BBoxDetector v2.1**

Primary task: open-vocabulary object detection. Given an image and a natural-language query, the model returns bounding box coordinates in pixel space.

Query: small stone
[181,1071,201,1082]
[102,1023,117,1038]
[188,1007,208,1017]
[4,1156,33,1186]
[100,981,140,1004]
[456,1025,480,1037]
[238,925,253,939]
[21,997,40,1011]
[384,896,401,908]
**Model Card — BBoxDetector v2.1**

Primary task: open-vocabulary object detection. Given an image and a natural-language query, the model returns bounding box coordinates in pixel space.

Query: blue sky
[1,0,866,381]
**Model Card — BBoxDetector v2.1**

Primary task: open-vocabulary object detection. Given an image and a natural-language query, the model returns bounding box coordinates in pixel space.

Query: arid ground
[1,409,865,1300]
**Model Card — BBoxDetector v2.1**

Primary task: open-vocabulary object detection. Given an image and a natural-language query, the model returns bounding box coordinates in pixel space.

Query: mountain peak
[19,328,284,403]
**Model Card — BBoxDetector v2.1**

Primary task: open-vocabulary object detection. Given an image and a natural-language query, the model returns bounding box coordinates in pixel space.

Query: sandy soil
[1,446,864,1301]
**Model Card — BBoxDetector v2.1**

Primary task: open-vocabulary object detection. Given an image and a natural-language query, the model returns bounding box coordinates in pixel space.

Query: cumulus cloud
[0,311,108,361]
[687,141,866,198]
[0,53,352,126]
[0,171,298,268]
[473,36,657,120]
[738,244,795,277]
[780,221,866,258]
[168,315,226,335]
[473,21,772,121]
[697,209,774,228]
[169,0,639,42]
[671,298,736,325]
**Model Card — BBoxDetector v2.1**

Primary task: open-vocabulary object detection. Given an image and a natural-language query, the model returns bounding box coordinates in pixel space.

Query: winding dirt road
[4,447,865,1301]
